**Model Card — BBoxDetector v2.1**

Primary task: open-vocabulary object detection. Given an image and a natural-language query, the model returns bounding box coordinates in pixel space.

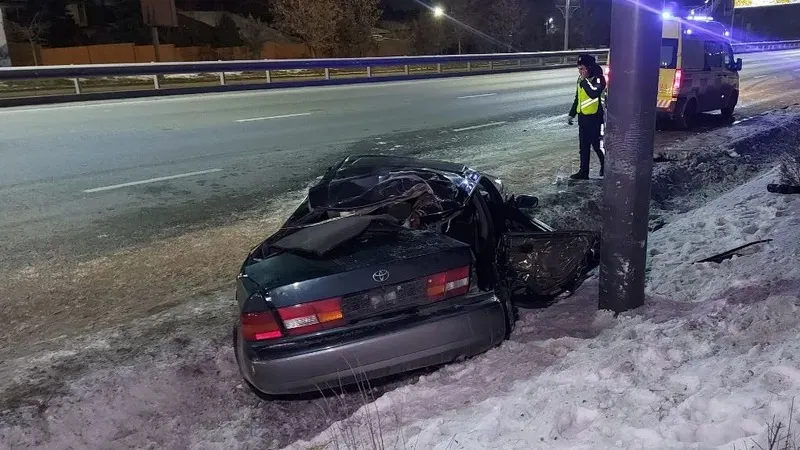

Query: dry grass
[736,398,799,450]
[0,189,306,359]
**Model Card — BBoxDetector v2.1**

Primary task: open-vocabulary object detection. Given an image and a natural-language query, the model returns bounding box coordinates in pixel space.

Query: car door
[721,42,740,104]
[496,231,600,306]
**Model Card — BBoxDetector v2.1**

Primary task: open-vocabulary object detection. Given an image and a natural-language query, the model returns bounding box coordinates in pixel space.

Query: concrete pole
[598,0,661,313]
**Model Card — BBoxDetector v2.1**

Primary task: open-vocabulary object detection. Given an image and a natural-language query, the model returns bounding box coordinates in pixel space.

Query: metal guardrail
[0,40,796,105]
[731,39,800,53]
[0,49,608,105]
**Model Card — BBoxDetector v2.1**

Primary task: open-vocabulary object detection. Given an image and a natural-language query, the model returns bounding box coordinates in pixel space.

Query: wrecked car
[233,155,599,397]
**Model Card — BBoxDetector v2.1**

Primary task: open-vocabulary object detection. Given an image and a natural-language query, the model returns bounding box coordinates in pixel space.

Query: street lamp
[433,5,445,18]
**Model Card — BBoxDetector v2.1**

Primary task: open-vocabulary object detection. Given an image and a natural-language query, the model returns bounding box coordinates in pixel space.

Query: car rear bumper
[236,293,506,395]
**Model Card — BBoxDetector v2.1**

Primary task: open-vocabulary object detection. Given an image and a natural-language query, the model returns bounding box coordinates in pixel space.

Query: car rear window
[661,38,678,69]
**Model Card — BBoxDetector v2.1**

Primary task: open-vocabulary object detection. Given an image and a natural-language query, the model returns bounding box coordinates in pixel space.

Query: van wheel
[721,91,738,119]
[676,99,697,130]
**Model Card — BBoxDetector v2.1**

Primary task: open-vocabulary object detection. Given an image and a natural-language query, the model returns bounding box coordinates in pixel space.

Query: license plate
[343,280,424,318]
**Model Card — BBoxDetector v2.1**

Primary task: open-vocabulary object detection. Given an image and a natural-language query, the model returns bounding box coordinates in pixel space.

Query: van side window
[724,43,735,68]
[704,41,724,69]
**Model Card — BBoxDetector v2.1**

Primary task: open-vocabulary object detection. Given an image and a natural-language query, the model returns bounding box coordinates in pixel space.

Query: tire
[721,91,738,119]
[232,326,274,401]
[676,98,697,130]
[492,267,518,339]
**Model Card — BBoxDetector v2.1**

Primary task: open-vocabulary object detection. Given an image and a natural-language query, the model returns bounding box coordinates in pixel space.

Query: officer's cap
[577,54,597,67]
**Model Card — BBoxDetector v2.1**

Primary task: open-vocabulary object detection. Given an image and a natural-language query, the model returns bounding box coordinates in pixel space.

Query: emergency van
[605,15,743,129]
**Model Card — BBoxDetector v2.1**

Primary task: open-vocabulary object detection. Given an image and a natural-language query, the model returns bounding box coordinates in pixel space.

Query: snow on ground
[289,168,800,450]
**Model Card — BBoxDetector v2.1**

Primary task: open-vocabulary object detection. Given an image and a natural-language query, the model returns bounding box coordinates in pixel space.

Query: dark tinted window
[661,38,678,69]
[724,43,735,67]
[704,41,725,69]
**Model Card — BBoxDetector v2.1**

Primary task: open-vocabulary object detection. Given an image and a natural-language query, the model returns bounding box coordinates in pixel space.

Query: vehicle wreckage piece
[694,239,773,264]
[233,155,599,397]
[767,184,800,195]
[499,231,600,306]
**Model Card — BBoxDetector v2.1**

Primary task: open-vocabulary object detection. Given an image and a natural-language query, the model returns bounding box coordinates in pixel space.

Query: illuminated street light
[661,10,673,19]
[433,5,445,18]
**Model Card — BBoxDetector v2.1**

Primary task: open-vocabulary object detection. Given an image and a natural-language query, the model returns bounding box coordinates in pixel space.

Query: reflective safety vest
[577,78,600,115]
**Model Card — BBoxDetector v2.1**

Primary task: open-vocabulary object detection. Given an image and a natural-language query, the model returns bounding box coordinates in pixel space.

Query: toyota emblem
[372,269,390,283]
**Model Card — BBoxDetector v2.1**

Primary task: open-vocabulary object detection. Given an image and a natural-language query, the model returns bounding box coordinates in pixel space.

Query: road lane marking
[457,93,497,99]
[235,112,312,123]
[453,121,507,132]
[83,169,223,193]
[752,75,769,79]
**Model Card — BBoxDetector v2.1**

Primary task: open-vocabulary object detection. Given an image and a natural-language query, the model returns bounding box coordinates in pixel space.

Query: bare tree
[8,13,49,66]
[237,14,272,58]
[336,0,381,57]
[410,16,447,55]
[443,0,480,54]
[484,0,527,52]
[272,0,342,57]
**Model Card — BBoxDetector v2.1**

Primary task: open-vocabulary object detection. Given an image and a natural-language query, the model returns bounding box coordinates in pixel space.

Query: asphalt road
[1,49,800,269]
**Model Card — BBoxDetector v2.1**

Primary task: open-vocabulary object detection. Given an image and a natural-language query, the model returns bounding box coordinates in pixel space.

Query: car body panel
[236,292,506,395]
[242,229,472,308]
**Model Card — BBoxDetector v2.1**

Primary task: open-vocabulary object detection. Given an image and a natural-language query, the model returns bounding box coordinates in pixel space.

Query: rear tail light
[426,266,470,302]
[278,297,344,336]
[672,69,682,97]
[604,65,610,81]
[241,311,283,341]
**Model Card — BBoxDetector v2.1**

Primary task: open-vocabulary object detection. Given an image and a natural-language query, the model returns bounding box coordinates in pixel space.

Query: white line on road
[452,121,507,132]
[235,112,312,123]
[753,75,769,79]
[83,169,223,193]
[457,93,497,99]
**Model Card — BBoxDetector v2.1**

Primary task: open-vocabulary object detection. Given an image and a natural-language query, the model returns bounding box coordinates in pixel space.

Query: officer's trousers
[578,116,605,175]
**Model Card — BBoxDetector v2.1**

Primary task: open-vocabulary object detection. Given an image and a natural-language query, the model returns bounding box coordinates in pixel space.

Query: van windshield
[661,38,678,69]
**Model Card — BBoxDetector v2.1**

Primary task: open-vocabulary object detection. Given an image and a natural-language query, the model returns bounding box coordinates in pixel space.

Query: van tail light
[426,266,470,302]
[277,297,344,336]
[241,311,283,341]
[604,65,610,81]
[672,69,682,97]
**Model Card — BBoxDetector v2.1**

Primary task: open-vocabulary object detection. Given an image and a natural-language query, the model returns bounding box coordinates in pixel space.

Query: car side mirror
[735,58,743,71]
[513,194,539,209]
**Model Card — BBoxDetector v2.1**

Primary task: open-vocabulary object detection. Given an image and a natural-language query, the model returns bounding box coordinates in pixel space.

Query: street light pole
[563,0,570,50]
[556,0,579,50]
[598,0,661,313]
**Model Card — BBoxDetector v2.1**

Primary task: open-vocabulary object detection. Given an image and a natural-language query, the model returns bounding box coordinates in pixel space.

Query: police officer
[568,54,606,179]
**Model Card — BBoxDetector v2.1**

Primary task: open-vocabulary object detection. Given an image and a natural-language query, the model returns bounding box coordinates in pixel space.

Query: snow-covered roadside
[289,167,800,450]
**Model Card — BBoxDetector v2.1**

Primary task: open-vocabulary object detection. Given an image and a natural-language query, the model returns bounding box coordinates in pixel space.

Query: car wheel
[232,325,275,401]
[492,272,517,339]
[676,98,697,130]
[721,91,738,119]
